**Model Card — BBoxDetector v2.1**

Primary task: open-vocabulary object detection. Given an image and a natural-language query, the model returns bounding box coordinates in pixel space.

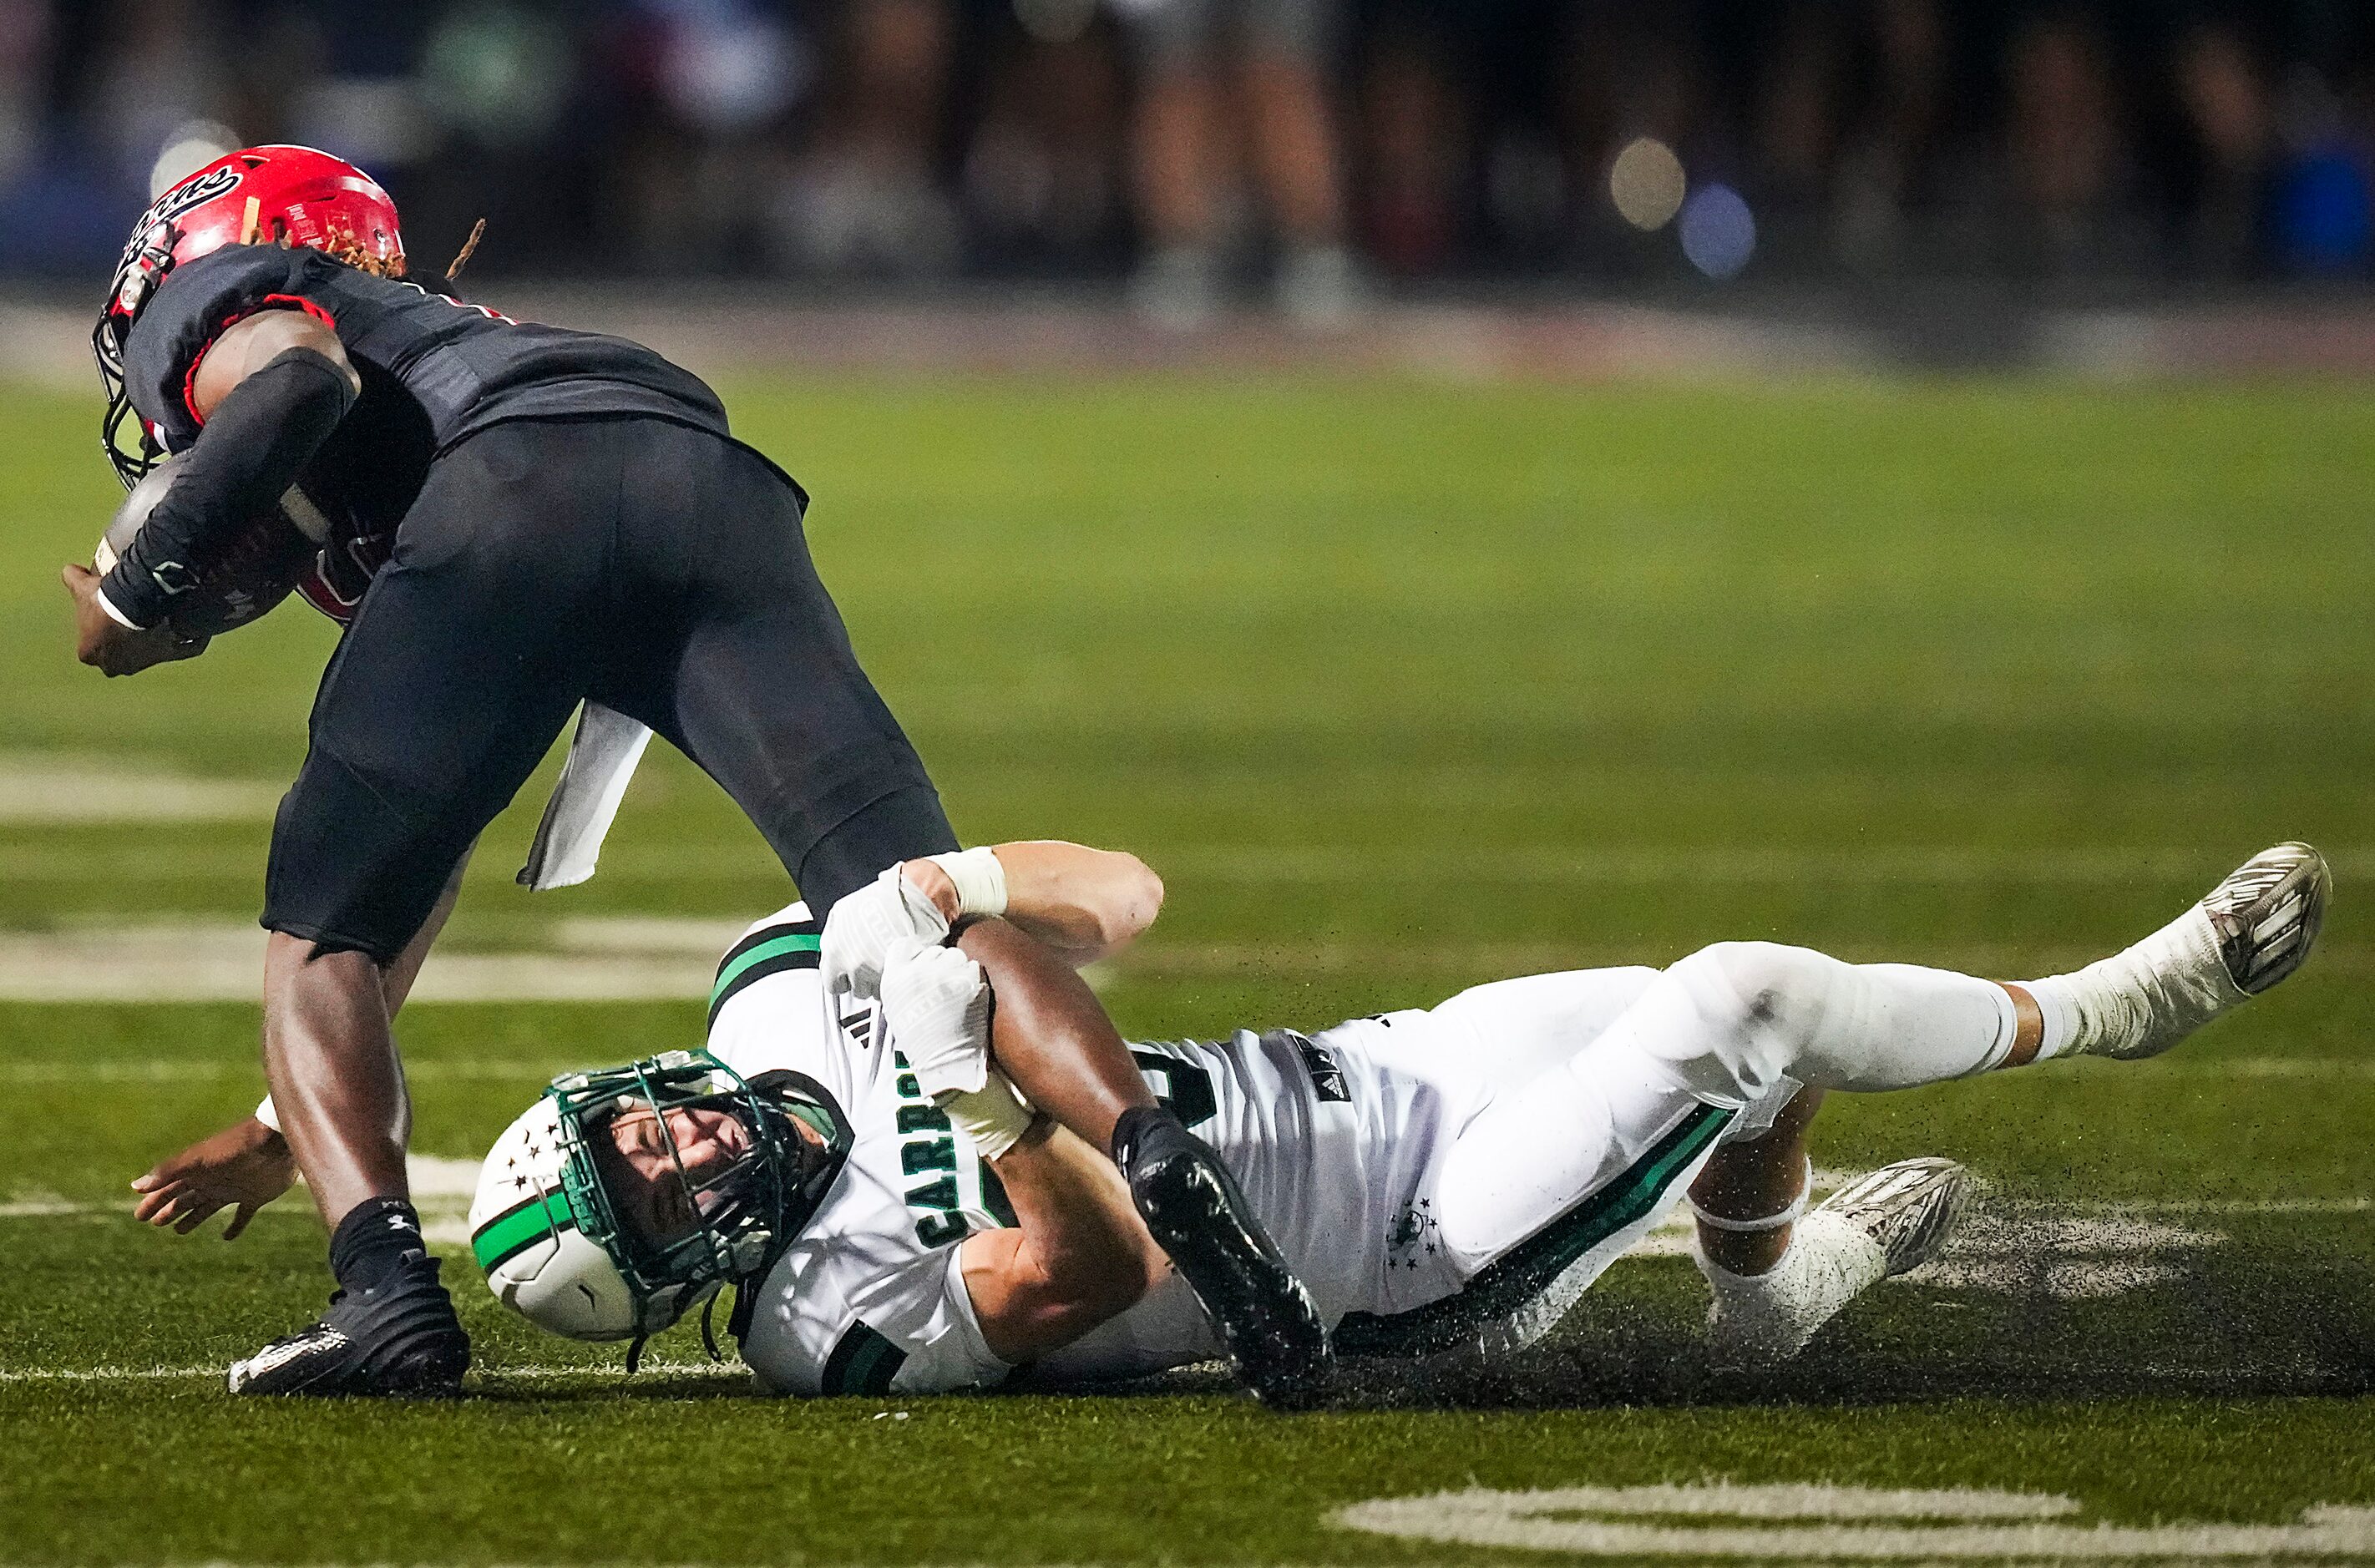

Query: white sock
[1620,943,2023,1106]
[1697,1210,1886,1364]
[2023,903,2245,1061]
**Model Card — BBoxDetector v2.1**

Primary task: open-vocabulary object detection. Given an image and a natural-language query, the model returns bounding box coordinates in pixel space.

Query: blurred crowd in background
[4,0,2373,322]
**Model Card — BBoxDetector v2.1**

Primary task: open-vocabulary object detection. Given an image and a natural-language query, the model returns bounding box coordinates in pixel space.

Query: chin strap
[723,1226,800,1351]
[725,1267,765,1348]
[622,1296,726,1377]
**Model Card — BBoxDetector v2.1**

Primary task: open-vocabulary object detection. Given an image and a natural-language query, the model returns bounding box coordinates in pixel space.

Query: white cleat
[2203,842,2330,997]
[2059,841,2332,1061]
[1700,1157,1970,1366]
[1816,1156,1972,1277]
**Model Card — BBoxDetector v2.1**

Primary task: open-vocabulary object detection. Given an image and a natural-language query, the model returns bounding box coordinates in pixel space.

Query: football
[93,454,323,638]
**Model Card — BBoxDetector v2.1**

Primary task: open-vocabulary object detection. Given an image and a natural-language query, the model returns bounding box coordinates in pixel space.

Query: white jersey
[705,905,1475,1396]
[701,903,1011,1396]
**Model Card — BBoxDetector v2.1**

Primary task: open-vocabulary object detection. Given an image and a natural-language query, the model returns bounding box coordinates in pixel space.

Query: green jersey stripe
[716,920,821,978]
[821,1322,908,1396]
[470,1190,577,1272]
[714,931,822,994]
[708,932,822,1024]
[1334,1101,1734,1358]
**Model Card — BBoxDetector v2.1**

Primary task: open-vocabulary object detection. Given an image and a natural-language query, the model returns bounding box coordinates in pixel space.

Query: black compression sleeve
[101,346,356,628]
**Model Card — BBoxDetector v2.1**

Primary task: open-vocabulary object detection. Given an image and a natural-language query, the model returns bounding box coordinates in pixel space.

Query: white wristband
[928,847,1009,919]
[937,1071,1036,1161]
[254,1094,281,1135]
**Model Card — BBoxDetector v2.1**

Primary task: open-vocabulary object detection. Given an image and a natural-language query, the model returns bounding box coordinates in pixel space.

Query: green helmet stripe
[708,931,821,1024]
[471,1190,577,1272]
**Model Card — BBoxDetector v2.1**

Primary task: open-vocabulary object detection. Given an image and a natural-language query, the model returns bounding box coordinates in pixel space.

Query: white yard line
[11,838,2366,888]
[1112,939,2375,980]
[2051,1057,2375,1080]
[1623,1175,2372,1299]
[0,1060,579,1084]
[0,754,282,825]
[4,1050,2367,1090]
[0,1362,747,1385]
[2067,1195,2375,1216]
[0,923,720,1003]
[3,1156,479,1222]
[0,1196,92,1217]
[406,953,718,1002]
[549,917,749,954]
[1334,1483,2375,1559]
[2140,1059,2375,1080]
[1159,845,2375,885]
[1,832,2367,1001]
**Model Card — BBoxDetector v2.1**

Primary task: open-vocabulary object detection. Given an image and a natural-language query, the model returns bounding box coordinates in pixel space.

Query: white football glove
[879,938,992,1102]
[820,864,950,1000]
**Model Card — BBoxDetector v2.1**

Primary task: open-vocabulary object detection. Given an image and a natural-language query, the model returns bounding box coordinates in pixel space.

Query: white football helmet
[469,1095,653,1341]
[470,1050,853,1351]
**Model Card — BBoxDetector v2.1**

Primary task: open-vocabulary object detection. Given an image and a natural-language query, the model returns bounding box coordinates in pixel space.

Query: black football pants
[264,417,955,962]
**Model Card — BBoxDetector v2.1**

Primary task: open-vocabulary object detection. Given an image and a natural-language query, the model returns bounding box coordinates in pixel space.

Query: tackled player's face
[597,1104,826,1252]
[598,1105,751,1251]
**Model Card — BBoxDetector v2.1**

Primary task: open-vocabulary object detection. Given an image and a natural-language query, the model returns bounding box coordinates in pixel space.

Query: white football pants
[1391,943,2018,1293]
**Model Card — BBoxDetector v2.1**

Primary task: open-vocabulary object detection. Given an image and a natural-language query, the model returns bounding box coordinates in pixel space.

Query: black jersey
[121,244,762,610]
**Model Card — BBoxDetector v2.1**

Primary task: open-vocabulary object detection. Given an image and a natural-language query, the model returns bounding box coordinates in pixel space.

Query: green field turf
[1,374,2370,1564]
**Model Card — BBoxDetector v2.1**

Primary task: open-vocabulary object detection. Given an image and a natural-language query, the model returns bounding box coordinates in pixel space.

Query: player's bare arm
[189,308,361,414]
[825,848,1337,1399]
[130,1117,294,1240]
[823,842,1164,1002]
[133,852,467,1237]
[845,898,1326,1403]
[959,1120,1168,1361]
[125,938,417,1328]
[59,562,205,676]
[904,842,1165,964]
[939,915,1173,1356]
[945,915,1155,1156]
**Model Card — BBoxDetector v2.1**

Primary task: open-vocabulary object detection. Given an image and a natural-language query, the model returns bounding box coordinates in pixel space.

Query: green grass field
[1,374,2371,1563]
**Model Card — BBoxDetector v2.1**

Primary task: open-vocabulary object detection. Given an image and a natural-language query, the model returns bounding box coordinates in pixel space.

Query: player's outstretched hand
[821,863,953,1000]
[880,938,993,1102]
[131,1116,297,1239]
[62,563,207,677]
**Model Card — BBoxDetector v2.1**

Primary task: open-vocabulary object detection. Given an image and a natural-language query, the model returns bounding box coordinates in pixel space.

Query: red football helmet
[94,145,406,488]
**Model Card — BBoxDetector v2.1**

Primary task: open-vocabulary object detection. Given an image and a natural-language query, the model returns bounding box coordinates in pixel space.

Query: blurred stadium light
[1608,137,1685,233]
[1678,183,1755,281]
[0,0,2367,367]
[149,119,235,200]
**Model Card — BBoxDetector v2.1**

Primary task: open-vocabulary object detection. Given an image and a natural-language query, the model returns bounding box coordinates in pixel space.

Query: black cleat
[227,1254,471,1397]
[1116,1110,1331,1409]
